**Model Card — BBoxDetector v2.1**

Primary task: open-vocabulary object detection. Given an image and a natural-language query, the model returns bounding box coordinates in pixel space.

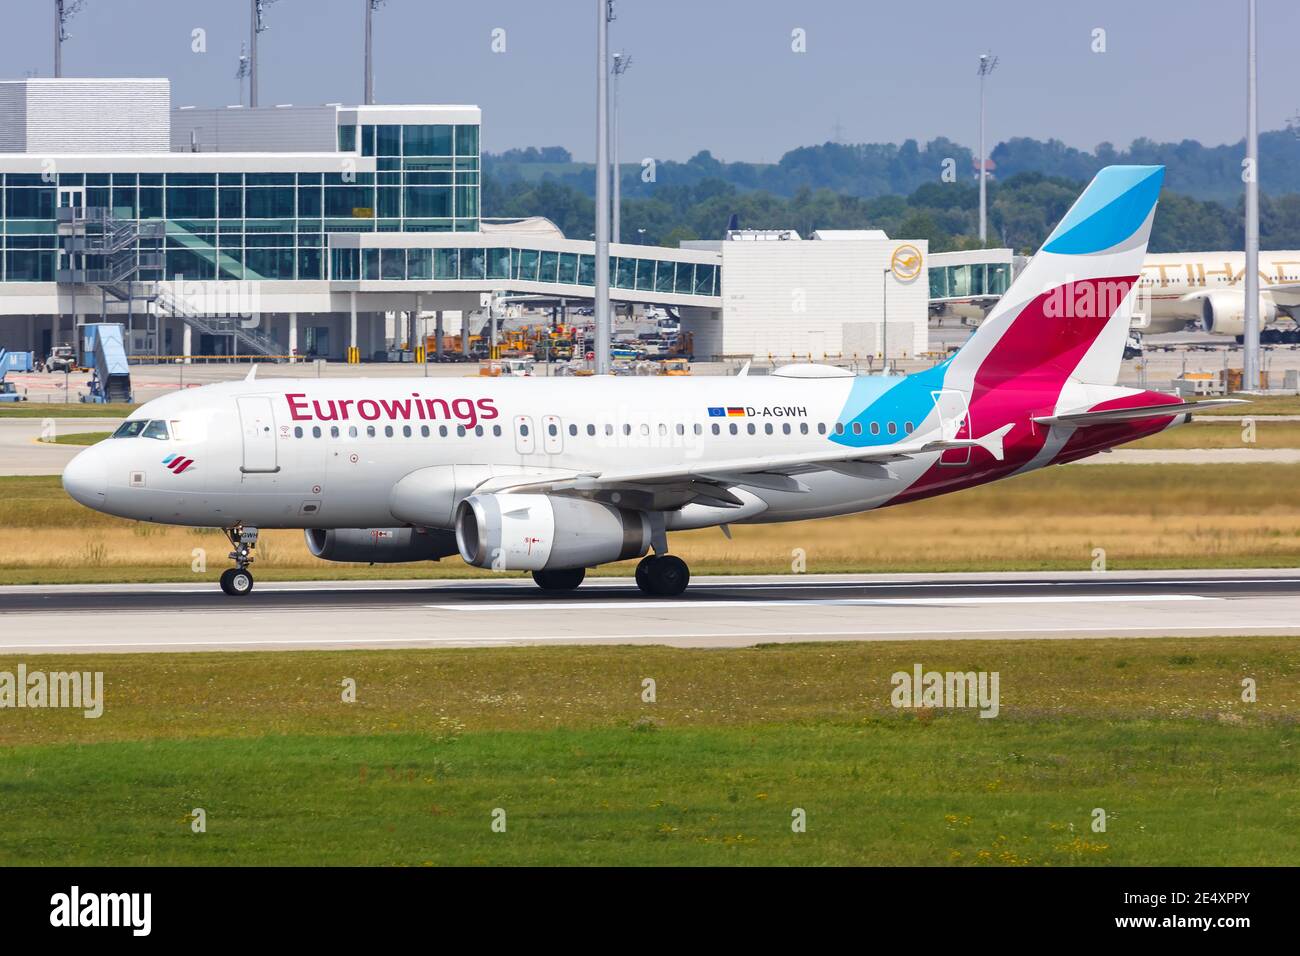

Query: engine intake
[305,527,459,564]
[455,493,650,571]
[1201,291,1276,338]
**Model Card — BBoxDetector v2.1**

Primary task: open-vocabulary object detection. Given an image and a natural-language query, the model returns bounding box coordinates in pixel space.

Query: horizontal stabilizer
[1034,399,1249,427]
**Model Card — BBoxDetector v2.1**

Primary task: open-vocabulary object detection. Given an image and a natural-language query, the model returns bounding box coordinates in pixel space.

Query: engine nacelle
[455,493,650,571]
[305,527,459,563]
[1201,291,1276,337]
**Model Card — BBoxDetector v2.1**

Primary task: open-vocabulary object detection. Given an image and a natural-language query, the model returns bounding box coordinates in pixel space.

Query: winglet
[244,364,258,382]
[975,423,1014,462]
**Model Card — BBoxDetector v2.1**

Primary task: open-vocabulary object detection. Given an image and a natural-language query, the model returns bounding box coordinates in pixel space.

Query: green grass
[0,638,1295,865]
[1129,420,1300,449]
[1195,393,1300,416]
[5,462,1300,583]
[37,431,111,446]
[0,402,134,418]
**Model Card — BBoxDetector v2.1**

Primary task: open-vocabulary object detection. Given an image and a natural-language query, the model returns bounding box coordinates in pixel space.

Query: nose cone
[62,447,108,510]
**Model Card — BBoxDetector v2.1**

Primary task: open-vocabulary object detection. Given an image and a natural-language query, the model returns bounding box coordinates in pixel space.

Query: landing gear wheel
[532,567,586,591]
[637,555,690,597]
[219,567,254,596]
[634,555,655,591]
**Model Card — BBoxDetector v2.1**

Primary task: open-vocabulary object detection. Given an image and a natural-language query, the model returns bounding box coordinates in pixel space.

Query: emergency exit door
[931,389,972,466]
[237,396,279,473]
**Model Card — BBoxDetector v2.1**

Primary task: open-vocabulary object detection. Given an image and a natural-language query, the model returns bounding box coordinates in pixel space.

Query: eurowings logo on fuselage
[162,453,196,474]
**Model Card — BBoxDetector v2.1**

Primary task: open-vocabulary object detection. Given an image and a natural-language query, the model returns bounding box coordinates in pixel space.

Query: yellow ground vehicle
[660,358,691,375]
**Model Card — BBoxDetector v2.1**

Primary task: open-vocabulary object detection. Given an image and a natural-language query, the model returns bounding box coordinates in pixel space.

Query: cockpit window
[142,420,170,440]
[112,420,149,438]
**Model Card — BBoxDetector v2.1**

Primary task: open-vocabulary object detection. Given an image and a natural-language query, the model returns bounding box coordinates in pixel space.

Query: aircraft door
[514,415,536,455]
[541,415,563,454]
[931,389,972,466]
[237,396,280,473]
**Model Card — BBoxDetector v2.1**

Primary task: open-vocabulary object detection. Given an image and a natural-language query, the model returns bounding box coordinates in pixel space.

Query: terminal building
[0,77,927,365]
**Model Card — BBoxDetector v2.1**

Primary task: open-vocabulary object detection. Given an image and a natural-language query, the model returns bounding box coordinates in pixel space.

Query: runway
[1,568,1298,653]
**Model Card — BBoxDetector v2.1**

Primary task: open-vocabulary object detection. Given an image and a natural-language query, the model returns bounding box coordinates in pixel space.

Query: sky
[2,0,1297,163]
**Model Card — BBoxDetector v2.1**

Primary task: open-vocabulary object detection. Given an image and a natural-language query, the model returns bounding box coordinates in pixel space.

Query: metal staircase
[153,286,283,357]
[58,207,284,361]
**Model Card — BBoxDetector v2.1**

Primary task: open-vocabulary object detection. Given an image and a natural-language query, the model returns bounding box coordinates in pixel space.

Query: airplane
[936,249,1300,344]
[61,165,1244,598]
[1135,250,1300,341]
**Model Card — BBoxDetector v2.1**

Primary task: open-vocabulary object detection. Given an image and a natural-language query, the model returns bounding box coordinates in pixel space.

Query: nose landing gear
[219,526,259,596]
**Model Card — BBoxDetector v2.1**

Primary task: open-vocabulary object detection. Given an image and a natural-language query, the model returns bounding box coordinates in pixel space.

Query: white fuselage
[62,373,963,533]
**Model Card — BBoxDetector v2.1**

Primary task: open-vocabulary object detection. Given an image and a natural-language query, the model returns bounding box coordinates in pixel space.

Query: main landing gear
[219,526,258,596]
[635,554,690,597]
[532,568,586,591]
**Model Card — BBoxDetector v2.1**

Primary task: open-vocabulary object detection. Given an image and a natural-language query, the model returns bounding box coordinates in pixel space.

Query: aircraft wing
[498,424,1014,499]
[1034,399,1248,427]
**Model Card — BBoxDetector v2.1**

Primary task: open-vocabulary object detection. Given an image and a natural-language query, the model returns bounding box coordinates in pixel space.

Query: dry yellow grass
[2,463,1297,582]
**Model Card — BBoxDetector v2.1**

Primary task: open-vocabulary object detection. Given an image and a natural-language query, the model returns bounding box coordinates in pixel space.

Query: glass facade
[929,261,1012,299]
[329,245,719,296]
[0,122,480,282]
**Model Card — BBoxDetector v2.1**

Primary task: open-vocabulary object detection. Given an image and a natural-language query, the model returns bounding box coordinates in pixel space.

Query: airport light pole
[593,0,613,375]
[882,267,890,375]
[1243,0,1261,390]
[249,0,281,109]
[610,52,632,244]
[977,52,998,246]
[54,0,86,78]
[364,0,385,105]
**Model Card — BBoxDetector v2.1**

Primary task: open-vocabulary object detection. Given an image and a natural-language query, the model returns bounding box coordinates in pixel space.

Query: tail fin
[949,165,1164,390]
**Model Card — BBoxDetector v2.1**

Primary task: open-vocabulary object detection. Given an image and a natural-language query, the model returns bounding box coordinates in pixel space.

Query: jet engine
[455,493,650,571]
[1201,291,1276,338]
[305,527,459,563]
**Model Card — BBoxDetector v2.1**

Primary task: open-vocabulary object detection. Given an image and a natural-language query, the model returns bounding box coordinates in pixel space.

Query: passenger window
[384,425,394,437]
[887,422,898,435]
[349,426,359,438]
[420,425,429,437]
[905,421,914,434]
[765,423,773,435]
[783,423,791,435]
[312,426,322,438]
[548,423,558,437]
[474,425,483,437]
[870,422,880,436]
[817,423,826,435]
[366,425,376,438]
[834,423,845,435]
[851,422,862,436]
[492,425,501,437]
[293,426,303,438]
[729,423,738,435]
[587,424,596,436]
[112,420,149,438]
[142,420,169,440]
[402,425,412,438]
[330,426,340,438]
[746,423,755,435]
[439,425,448,437]
[520,424,529,436]
[800,423,808,435]
[712,424,720,435]
[456,425,466,437]
[568,424,577,437]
